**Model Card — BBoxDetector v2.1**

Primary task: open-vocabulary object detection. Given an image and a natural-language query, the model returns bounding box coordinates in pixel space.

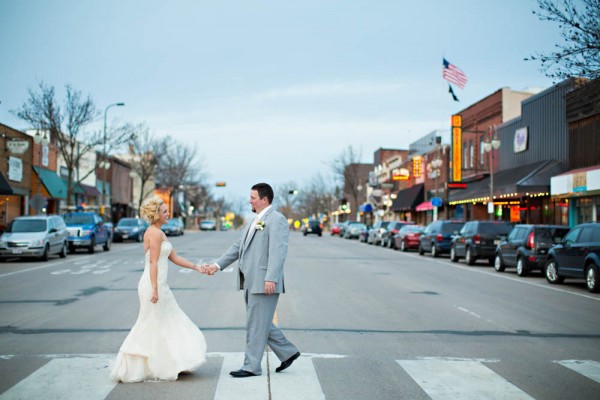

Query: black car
[113,218,149,242]
[494,224,570,276]
[419,220,465,257]
[544,222,600,292]
[382,221,415,249]
[303,220,322,236]
[450,221,514,265]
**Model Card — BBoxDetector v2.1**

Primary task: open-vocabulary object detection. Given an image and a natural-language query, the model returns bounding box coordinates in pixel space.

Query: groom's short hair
[252,183,274,204]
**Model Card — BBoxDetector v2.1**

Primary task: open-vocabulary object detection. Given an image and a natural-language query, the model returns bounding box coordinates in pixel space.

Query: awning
[34,167,67,199]
[391,184,424,211]
[359,203,374,213]
[448,160,565,204]
[0,172,13,195]
[79,183,101,197]
[416,201,434,212]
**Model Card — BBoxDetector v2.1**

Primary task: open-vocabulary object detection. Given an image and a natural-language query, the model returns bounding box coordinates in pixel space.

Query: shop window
[469,140,474,168]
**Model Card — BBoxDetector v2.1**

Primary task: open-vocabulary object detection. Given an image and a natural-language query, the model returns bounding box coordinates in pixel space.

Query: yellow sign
[451,114,462,127]
[413,155,422,178]
[452,127,462,182]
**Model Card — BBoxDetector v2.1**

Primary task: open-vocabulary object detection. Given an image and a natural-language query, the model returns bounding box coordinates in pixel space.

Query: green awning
[33,167,84,199]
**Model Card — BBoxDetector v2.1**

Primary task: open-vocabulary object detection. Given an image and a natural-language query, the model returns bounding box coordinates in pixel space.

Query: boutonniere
[255,221,265,231]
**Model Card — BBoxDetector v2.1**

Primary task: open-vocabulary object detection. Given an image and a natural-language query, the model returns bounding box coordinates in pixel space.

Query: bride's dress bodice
[143,241,172,287]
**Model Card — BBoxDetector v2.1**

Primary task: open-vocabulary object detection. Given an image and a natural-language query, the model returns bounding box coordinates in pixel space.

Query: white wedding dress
[110,240,207,382]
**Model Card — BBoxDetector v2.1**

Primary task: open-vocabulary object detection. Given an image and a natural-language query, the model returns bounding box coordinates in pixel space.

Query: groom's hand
[264,281,276,295]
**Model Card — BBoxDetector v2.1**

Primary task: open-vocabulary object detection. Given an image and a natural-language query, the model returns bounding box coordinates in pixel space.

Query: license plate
[494,239,500,245]
[12,249,23,254]
[307,229,312,232]
[122,235,128,239]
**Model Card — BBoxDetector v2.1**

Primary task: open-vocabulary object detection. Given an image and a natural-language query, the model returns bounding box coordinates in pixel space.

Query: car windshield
[118,219,138,227]
[479,223,513,235]
[537,227,570,244]
[442,223,463,234]
[63,214,94,224]
[380,222,390,228]
[9,219,47,233]
[166,219,180,226]
[201,221,214,225]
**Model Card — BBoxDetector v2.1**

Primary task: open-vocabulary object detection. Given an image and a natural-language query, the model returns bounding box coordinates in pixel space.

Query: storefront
[390,184,423,223]
[551,166,600,226]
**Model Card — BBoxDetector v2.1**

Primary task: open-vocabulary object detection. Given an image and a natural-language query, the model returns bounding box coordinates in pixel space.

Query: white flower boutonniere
[255,221,265,231]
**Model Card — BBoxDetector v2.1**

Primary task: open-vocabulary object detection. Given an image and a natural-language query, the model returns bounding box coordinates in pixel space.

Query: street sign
[431,197,442,207]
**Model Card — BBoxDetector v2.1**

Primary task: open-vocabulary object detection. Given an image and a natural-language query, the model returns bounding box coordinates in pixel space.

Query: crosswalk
[0,353,598,399]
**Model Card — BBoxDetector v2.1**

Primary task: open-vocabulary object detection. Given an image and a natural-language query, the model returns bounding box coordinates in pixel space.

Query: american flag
[442,58,468,89]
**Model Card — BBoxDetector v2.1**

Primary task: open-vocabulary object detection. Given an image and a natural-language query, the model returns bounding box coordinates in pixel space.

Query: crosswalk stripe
[556,360,600,383]
[0,354,116,400]
[397,358,534,400]
[270,354,326,400]
[213,352,268,399]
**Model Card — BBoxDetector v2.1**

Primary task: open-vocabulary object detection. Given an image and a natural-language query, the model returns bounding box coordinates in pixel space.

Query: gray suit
[215,207,298,375]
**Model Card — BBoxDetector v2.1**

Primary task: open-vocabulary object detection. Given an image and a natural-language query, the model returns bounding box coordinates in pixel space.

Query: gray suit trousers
[243,289,298,375]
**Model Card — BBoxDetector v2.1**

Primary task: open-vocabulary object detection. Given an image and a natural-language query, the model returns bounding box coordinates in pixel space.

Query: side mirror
[49,228,58,233]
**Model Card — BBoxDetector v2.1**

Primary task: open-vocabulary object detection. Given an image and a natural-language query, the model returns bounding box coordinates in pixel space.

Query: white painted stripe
[0,354,116,400]
[397,359,534,400]
[270,354,325,400]
[556,360,600,383]
[213,352,268,400]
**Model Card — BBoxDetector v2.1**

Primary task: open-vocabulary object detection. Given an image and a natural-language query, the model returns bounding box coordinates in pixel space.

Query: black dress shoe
[275,352,301,373]
[229,369,257,378]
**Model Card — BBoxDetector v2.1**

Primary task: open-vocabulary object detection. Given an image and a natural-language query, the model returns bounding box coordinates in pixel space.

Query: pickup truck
[63,212,111,253]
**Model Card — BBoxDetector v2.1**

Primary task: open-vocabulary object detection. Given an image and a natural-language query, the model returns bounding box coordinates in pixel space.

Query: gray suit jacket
[215,208,289,294]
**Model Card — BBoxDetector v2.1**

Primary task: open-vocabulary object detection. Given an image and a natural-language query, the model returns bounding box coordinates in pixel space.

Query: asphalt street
[0,230,599,399]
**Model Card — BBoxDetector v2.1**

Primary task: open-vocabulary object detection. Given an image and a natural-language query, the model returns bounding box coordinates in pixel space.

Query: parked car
[161,218,184,236]
[303,220,322,237]
[338,221,352,238]
[200,220,217,231]
[359,224,372,242]
[494,224,570,276]
[367,221,389,245]
[382,221,415,249]
[419,220,465,257]
[344,222,367,239]
[450,221,514,265]
[0,215,68,261]
[63,212,111,253]
[544,222,600,292]
[330,223,343,236]
[393,225,425,252]
[114,218,149,242]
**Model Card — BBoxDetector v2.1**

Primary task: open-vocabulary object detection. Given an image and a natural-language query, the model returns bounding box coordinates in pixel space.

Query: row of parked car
[0,212,186,262]
[331,219,600,293]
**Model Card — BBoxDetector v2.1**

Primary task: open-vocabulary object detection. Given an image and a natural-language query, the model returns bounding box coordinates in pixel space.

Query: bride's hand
[151,289,158,303]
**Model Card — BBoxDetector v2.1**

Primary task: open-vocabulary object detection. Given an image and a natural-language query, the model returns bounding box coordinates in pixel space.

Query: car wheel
[88,237,96,254]
[69,244,75,254]
[465,248,475,265]
[103,237,111,251]
[585,263,599,293]
[390,239,396,250]
[450,246,458,262]
[40,244,49,262]
[59,242,67,258]
[431,243,439,258]
[418,244,424,255]
[318,233,322,237]
[494,254,505,272]
[545,259,564,284]
[401,240,407,252]
[516,257,528,277]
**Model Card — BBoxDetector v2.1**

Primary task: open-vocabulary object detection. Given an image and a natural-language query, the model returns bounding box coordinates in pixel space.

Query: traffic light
[215,182,226,187]
[451,114,462,182]
[341,198,348,210]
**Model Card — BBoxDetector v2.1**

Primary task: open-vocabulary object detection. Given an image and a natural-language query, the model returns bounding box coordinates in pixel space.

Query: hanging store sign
[514,127,528,153]
[451,115,462,182]
[7,140,29,154]
[8,157,23,182]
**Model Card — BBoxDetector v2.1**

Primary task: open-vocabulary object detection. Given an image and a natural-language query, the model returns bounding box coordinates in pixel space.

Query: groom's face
[250,190,268,214]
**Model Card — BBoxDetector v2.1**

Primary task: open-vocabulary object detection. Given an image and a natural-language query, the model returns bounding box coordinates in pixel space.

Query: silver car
[0,215,69,261]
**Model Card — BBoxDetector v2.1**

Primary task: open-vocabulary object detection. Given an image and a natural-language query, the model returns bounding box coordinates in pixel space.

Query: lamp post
[428,156,443,221]
[31,130,50,214]
[483,126,501,220]
[102,102,125,215]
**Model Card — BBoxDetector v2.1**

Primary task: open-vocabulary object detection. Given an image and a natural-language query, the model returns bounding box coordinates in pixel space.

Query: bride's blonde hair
[140,197,164,224]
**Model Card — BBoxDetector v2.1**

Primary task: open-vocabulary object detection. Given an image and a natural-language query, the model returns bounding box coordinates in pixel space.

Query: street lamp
[428,156,443,221]
[31,130,50,214]
[483,127,501,220]
[102,102,125,214]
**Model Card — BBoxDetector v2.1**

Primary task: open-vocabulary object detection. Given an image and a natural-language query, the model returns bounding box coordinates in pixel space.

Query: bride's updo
[140,197,164,224]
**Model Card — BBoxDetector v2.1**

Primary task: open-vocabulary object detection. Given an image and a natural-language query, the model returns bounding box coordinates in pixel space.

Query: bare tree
[330,145,364,217]
[13,82,131,206]
[275,181,301,221]
[526,0,600,80]
[155,138,205,189]
[298,173,337,220]
[125,123,162,210]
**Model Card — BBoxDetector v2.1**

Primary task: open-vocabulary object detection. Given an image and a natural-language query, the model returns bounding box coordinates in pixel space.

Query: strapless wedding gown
[110,241,207,382]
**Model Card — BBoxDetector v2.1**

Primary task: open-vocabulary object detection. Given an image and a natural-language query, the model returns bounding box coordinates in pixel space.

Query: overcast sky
[0,0,563,208]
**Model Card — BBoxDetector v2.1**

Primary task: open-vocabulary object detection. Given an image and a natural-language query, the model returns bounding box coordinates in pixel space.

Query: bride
[110,197,207,382]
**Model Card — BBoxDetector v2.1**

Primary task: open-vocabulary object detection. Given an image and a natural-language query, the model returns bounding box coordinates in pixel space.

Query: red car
[331,223,342,236]
[393,225,425,251]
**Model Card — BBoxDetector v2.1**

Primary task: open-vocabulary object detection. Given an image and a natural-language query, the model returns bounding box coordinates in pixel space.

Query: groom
[202,183,300,377]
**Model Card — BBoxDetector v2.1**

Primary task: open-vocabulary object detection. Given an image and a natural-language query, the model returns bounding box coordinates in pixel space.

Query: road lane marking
[213,352,268,399]
[0,354,116,400]
[556,360,600,383]
[397,358,534,399]
[270,354,326,400]
[399,252,600,301]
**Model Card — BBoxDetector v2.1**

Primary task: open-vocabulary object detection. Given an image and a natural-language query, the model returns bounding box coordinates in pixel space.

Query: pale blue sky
[0,0,562,204]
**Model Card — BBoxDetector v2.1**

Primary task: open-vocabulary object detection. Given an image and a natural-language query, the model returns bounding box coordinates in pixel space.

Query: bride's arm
[168,248,201,271]
[147,229,162,303]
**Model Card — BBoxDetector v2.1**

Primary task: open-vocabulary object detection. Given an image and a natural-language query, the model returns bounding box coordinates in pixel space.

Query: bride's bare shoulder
[144,226,163,243]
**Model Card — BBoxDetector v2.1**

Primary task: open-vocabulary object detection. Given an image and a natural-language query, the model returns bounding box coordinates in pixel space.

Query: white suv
[0,215,69,261]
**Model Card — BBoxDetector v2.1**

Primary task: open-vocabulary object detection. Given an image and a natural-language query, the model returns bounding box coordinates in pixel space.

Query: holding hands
[196,263,219,275]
